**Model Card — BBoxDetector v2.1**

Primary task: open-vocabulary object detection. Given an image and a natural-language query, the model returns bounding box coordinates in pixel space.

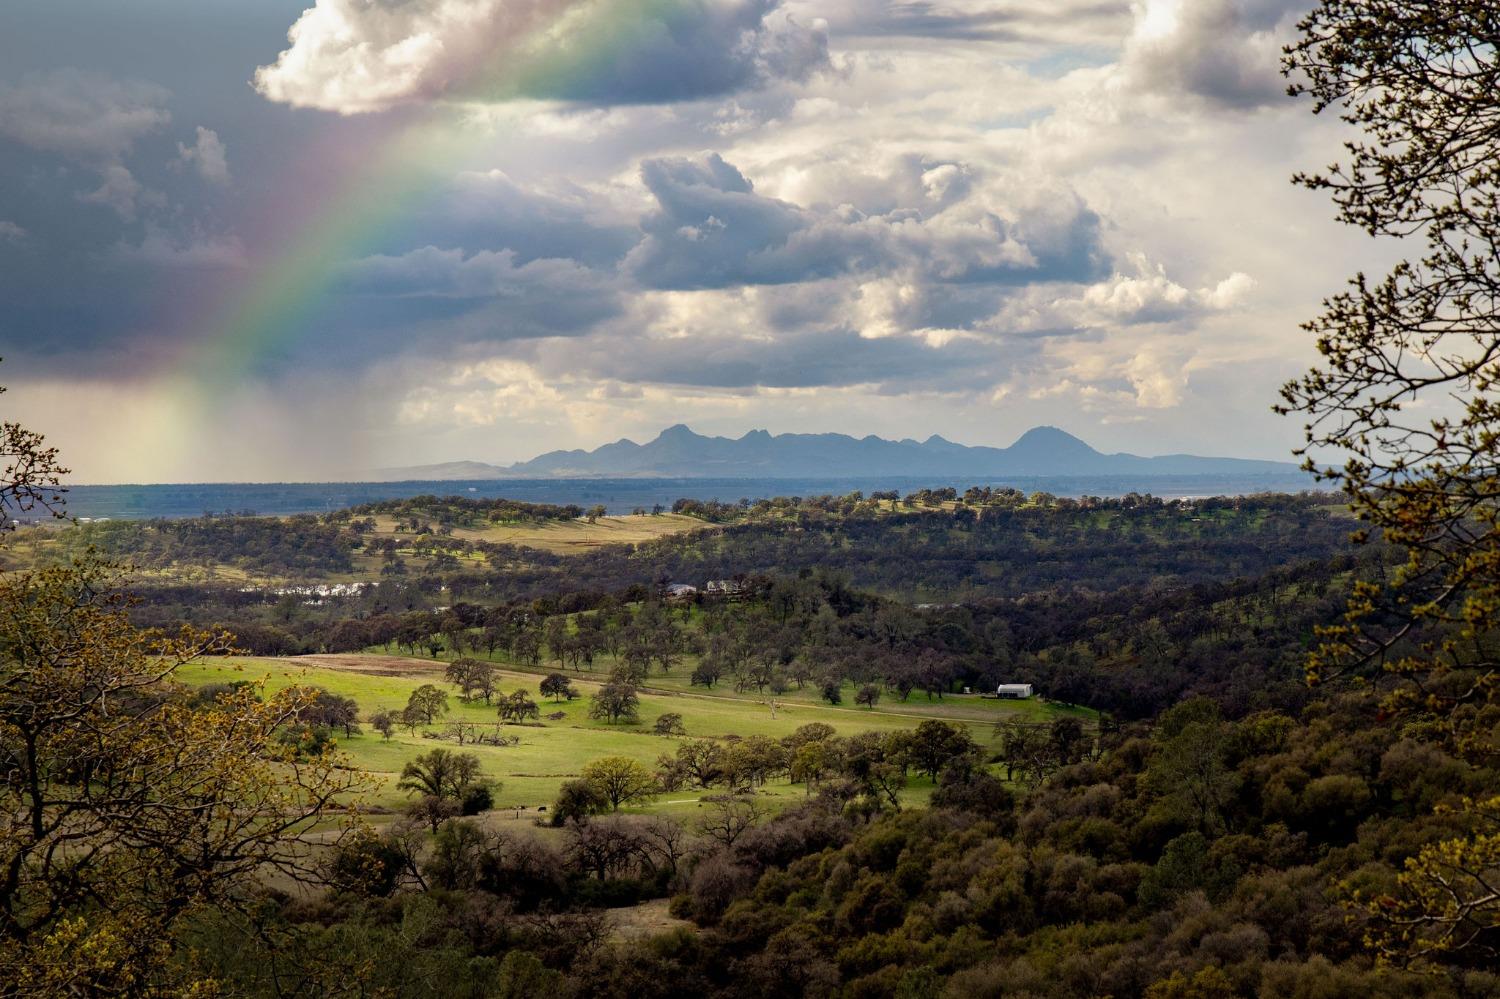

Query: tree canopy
[1282,2,1500,962]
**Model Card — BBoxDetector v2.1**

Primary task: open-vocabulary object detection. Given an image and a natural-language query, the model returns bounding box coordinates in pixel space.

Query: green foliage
[589,679,641,724]
[493,950,561,999]
[397,748,484,801]
[1279,2,1500,962]
[654,712,686,736]
[58,514,359,575]
[552,778,609,825]
[352,494,586,528]
[580,756,659,810]
[540,671,578,701]
[403,683,449,727]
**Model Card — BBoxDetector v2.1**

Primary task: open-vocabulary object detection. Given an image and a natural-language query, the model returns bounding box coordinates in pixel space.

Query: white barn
[996,683,1033,699]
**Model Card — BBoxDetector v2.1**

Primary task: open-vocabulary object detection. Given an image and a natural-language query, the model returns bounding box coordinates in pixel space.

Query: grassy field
[178,654,1084,819]
[366,512,711,556]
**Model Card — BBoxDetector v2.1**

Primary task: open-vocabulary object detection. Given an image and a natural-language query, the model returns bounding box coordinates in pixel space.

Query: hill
[375,425,1305,480]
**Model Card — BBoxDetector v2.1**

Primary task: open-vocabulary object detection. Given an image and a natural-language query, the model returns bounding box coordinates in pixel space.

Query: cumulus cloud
[1123,346,1190,408]
[254,0,829,114]
[77,164,159,221]
[1076,262,1255,324]
[625,152,1107,292]
[1120,0,1302,108]
[0,70,169,159]
[0,221,25,243]
[994,257,1256,331]
[174,126,230,184]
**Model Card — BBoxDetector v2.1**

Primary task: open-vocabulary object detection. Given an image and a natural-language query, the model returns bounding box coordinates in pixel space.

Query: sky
[0,0,1381,483]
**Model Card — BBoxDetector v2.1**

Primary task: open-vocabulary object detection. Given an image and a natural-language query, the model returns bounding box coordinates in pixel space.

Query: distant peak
[656,424,700,440]
[740,429,771,441]
[921,433,966,453]
[1010,426,1096,452]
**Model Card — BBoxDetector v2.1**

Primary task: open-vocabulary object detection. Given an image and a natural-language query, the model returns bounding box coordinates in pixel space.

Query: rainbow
[160,0,698,460]
[178,122,449,389]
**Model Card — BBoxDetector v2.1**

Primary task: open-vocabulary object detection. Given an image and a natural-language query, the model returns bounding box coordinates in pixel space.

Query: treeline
[109,489,1361,607]
[673,488,1335,523]
[55,515,359,574]
[348,495,588,528]
[32,492,1356,603]
[465,494,1360,604]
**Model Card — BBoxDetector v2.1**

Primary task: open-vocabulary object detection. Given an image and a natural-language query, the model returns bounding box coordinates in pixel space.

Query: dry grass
[608,899,692,941]
[368,512,712,556]
[279,653,448,676]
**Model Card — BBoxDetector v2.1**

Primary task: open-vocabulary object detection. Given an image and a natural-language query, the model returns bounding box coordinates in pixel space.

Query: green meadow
[177,655,1086,818]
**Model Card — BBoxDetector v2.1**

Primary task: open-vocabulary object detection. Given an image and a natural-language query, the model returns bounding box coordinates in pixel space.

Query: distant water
[48,473,1324,522]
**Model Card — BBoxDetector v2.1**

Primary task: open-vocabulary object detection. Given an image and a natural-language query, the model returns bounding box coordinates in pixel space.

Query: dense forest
[175,688,1498,998]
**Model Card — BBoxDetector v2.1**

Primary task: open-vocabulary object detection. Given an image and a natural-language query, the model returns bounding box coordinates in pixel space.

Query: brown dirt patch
[277,654,446,676]
[608,898,693,941]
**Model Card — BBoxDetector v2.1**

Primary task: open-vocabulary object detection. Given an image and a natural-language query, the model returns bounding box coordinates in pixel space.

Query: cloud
[76,164,160,221]
[0,221,25,243]
[1120,0,1301,108]
[253,0,830,115]
[992,257,1256,331]
[428,169,638,268]
[0,0,1344,479]
[340,245,620,335]
[0,70,169,159]
[112,226,247,268]
[174,126,230,184]
[1124,346,1189,408]
[1075,262,1255,324]
[814,0,1129,44]
[0,70,177,224]
[625,152,1108,292]
[539,312,1027,392]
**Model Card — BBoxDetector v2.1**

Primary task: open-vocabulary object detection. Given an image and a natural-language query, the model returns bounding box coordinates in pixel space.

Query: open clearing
[368,512,712,554]
[178,654,1080,817]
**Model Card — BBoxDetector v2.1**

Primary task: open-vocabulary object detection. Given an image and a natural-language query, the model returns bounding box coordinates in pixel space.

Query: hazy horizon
[62,422,1306,486]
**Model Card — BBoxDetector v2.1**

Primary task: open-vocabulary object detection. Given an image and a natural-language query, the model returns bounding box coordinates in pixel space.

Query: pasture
[177,654,1082,819]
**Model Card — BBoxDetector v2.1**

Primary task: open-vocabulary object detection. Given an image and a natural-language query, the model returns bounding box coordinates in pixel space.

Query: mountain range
[373,425,1304,481]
